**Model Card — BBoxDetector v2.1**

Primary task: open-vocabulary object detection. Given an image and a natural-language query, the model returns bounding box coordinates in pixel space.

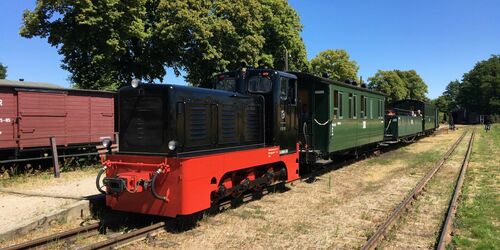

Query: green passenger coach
[291,72,386,165]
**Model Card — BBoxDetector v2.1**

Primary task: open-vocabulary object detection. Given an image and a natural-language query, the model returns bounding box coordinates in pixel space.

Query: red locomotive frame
[101,145,299,218]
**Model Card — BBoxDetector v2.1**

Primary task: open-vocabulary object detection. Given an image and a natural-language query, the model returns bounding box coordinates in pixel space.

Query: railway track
[361,129,475,250]
[2,132,440,250]
[2,221,166,250]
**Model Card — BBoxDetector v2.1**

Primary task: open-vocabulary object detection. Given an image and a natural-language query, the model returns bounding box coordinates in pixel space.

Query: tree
[21,0,178,90]
[310,49,359,82]
[440,80,461,111]
[432,95,449,111]
[368,70,407,104]
[0,63,6,79]
[21,0,309,89]
[395,70,428,101]
[157,0,310,86]
[457,55,500,115]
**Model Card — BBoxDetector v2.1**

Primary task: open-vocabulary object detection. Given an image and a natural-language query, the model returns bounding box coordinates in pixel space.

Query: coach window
[348,93,353,118]
[333,90,339,119]
[369,98,373,119]
[360,95,365,119]
[353,95,357,119]
[378,99,383,119]
[364,97,368,119]
[339,92,343,119]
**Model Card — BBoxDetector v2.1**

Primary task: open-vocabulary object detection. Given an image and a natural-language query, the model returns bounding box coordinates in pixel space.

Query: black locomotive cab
[213,69,298,155]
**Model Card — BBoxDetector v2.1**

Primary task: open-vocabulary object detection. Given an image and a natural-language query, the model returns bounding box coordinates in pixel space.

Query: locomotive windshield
[248,76,272,93]
[215,77,237,92]
[119,92,165,153]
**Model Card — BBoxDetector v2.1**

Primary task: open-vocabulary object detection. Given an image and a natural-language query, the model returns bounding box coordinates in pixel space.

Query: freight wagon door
[17,90,67,148]
[0,89,17,149]
[90,96,114,143]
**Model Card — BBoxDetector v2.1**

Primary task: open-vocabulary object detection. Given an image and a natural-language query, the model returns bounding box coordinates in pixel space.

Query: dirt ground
[130,128,466,249]
[0,127,468,249]
[0,169,99,236]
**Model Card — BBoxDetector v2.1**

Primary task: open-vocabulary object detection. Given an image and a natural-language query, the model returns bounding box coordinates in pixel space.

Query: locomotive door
[278,76,298,154]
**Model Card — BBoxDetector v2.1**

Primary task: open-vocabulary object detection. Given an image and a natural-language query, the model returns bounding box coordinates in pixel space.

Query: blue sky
[0,1,498,98]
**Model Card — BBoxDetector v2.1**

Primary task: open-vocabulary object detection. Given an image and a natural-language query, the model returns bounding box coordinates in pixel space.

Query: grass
[451,125,500,249]
[0,163,99,189]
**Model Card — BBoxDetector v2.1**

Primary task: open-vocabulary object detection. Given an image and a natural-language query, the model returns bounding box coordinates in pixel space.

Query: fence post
[50,137,60,178]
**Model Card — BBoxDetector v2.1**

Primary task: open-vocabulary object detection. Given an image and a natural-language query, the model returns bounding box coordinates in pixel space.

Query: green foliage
[310,49,358,82]
[431,96,448,112]
[395,70,428,101]
[435,55,499,115]
[21,0,163,90]
[368,70,407,104]
[21,0,309,89]
[0,63,7,79]
[444,80,461,111]
[457,55,500,115]
[368,69,428,104]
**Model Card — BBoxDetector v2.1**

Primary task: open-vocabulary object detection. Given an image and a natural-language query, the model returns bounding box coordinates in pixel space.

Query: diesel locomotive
[96,70,300,218]
[96,68,438,218]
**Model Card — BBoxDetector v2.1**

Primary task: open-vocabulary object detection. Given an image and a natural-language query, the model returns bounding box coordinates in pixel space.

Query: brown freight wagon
[0,79,115,163]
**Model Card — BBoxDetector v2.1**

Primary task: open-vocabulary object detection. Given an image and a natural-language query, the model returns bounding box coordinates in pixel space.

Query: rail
[361,129,469,250]
[3,223,100,250]
[436,129,475,249]
[2,222,166,250]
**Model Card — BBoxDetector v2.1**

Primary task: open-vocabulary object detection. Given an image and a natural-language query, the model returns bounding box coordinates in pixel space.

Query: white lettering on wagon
[0,99,3,106]
[0,118,12,123]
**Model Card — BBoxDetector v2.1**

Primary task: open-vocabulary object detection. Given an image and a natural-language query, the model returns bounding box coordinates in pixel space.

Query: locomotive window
[215,77,236,92]
[333,90,338,119]
[248,76,272,93]
[280,78,288,101]
[288,78,297,105]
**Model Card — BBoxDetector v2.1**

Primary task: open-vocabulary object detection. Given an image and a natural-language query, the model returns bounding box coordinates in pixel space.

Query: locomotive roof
[120,82,252,97]
[288,71,387,96]
[0,79,115,94]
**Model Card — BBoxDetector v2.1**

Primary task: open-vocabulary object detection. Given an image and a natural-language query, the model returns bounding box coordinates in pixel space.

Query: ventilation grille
[245,105,261,142]
[189,105,208,141]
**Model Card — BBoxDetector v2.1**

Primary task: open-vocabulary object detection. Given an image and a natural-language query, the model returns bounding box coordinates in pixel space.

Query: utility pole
[284,47,289,71]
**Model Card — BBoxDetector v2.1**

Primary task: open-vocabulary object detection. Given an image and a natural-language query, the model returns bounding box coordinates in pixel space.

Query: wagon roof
[0,79,115,94]
[288,71,387,96]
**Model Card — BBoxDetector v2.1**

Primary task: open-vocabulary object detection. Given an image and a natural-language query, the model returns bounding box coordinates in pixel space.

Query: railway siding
[380,131,473,249]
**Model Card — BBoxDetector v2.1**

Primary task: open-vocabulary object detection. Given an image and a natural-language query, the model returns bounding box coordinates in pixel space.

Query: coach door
[278,76,298,154]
